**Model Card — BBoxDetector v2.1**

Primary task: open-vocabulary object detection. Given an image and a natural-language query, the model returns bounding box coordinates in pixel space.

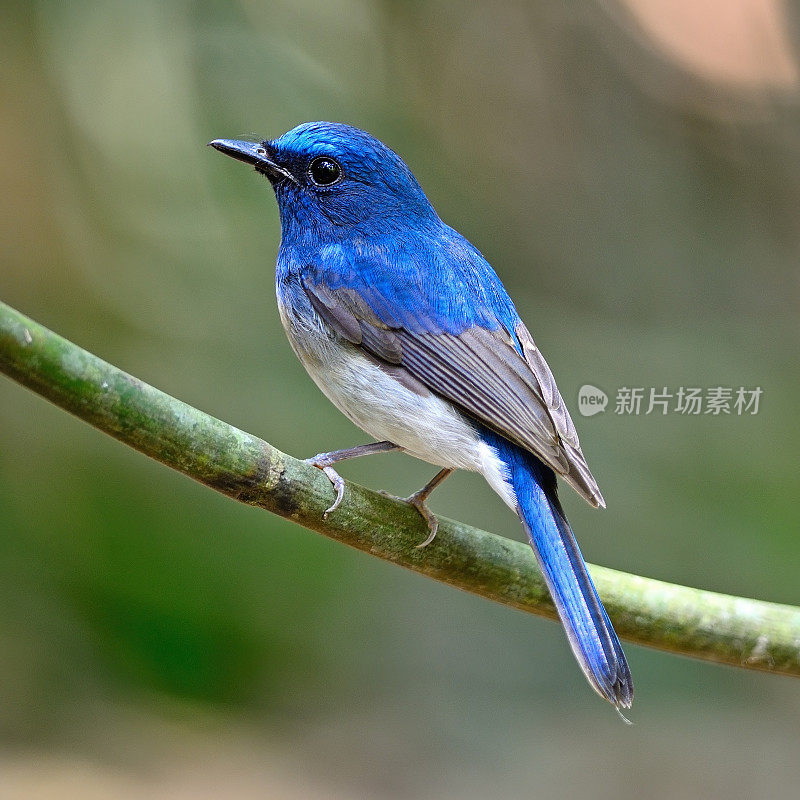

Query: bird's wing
[301,276,605,508]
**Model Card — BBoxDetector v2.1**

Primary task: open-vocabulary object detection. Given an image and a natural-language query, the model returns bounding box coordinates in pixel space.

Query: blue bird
[210,123,633,710]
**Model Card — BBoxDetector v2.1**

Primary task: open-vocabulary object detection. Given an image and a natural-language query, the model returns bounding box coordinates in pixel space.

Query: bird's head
[210,122,437,239]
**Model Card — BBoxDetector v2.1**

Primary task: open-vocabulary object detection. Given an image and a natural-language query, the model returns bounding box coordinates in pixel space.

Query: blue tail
[484,432,633,709]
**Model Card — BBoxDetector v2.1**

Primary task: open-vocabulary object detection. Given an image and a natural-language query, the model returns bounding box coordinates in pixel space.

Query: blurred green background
[2,0,800,797]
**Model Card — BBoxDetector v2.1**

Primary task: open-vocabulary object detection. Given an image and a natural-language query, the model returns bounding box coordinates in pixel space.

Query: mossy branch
[2,299,799,678]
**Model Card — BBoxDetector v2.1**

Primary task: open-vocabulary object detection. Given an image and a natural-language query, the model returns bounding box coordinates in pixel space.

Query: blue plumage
[481,429,633,707]
[285,229,521,335]
[210,122,633,710]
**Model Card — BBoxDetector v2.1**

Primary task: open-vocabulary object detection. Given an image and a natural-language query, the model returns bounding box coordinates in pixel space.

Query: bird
[209,122,633,711]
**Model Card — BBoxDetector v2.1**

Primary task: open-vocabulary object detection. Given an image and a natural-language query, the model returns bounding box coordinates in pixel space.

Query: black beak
[208,139,295,183]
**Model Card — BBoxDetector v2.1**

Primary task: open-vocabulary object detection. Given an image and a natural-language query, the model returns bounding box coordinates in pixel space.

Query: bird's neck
[277,204,443,254]
[275,217,444,284]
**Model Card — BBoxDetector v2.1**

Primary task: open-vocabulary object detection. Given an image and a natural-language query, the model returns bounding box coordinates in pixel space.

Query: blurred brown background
[2,1,800,797]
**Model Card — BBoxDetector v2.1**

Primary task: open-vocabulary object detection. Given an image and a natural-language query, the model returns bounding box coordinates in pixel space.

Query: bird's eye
[308,157,342,186]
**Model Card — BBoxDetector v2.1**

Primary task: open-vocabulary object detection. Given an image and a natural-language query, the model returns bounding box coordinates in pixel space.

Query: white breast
[277,297,516,509]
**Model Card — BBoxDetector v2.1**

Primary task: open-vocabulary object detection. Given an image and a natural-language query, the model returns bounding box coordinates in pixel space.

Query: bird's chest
[275,285,401,435]
[274,281,486,472]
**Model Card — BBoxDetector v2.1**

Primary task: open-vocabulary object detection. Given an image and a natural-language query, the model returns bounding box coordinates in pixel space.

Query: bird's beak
[208,139,296,183]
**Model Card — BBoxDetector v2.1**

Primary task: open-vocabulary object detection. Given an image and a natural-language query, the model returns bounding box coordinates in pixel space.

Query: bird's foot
[304,441,400,518]
[405,467,453,548]
[404,488,440,548]
[305,454,346,517]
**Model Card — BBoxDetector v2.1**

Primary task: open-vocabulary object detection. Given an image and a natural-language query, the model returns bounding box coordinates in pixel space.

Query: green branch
[2,298,799,678]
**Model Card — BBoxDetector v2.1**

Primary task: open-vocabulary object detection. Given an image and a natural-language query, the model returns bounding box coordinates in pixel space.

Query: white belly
[277,297,516,508]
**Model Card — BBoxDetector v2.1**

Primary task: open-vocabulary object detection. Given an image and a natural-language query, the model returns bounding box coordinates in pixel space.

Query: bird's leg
[305,441,401,517]
[405,468,454,549]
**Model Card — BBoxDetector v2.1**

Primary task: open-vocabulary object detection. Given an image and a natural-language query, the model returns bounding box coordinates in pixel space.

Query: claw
[399,467,453,548]
[305,450,451,544]
[320,466,345,516]
[305,454,347,517]
[405,489,440,549]
[303,442,401,519]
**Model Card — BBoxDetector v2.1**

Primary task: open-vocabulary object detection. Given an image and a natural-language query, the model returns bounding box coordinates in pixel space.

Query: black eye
[308,157,342,186]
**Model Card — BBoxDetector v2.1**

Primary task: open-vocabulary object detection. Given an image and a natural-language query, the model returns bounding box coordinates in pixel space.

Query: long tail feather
[486,433,633,709]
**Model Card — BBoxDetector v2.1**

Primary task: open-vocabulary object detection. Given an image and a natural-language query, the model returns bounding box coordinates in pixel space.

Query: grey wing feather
[304,282,364,344]
[303,279,605,508]
[514,323,605,507]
